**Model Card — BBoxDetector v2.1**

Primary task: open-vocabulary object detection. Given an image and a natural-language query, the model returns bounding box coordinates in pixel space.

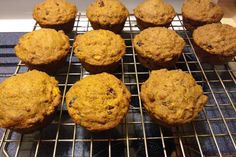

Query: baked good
[86,0,129,33]
[193,23,236,64]
[0,70,61,133]
[66,73,131,131]
[134,0,176,30]
[133,27,185,70]
[141,69,208,126]
[33,0,77,33]
[15,28,70,73]
[73,29,126,73]
[182,0,224,31]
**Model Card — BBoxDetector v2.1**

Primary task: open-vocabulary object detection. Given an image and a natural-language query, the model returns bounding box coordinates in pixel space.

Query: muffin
[0,70,61,133]
[66,73,131,131]
[193,23,236,64]
[33,0,77,33]
[86,0,129,33]
[133,27,185,70]
[141,69,208,126]
[182,0,224,31]
[134,0,176,30]
[15,28,70,73]
[73,29,126,73]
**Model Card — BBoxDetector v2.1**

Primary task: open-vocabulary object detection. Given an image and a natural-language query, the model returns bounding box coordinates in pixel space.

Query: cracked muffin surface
[141,69,208,125]
[33,0,77,25]
[66,73,131,131]
[15,28,70,65]
[0,70,61,133]
[193,23,236,56]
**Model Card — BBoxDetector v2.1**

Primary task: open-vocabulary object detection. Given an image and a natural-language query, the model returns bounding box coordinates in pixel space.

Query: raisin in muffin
[182,0,224,31]
[73,29,126,73]
[66,73,131,131]
[141,69,208,126]
[33,0,77,33]
[193,23,236,64]
[15,28,70,73]
[133,27,185,70]
[0,70,61,133]
[86,0,129,33]
[134,0,176,30]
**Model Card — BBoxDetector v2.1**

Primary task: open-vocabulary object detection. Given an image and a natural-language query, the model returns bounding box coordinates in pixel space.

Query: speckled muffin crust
[15,28,70,72]
[33,0,77,33]
[182,0,223,31]
[0,70,61,133]
[133,27,185,69]
[141,69,208,125]
[134,0,176,30]
[66,73,131,131]
[73,30,126,73]
[193,23,236,64]
[86,0,129,33]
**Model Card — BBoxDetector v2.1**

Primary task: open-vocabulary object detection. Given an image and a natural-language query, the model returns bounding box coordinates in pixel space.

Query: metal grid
[0,13,236,157]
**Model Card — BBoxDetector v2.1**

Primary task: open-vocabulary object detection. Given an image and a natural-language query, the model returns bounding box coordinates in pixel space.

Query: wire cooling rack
[0,13,236,157]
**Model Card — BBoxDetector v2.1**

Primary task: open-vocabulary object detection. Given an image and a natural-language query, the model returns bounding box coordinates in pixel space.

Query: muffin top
[74,30,126,65]
[134,27,185,62]
[134,0,176,25]
[182,0,223,22]
[193,23,236,57]
[15,28,70,65]
[86,0,129,25]
[66,73,131,131]
[33,0,77,25]
[141,69,208,125]
[0,70,61,131]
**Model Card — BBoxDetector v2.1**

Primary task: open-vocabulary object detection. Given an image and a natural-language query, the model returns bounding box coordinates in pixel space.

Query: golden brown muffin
[134,0,176,30]
[66,73,131,131]
[86,0,129,33]
[133,27,185,70]
[182,0,224,31]
[73,30,126,73]
[0,70,61,133]
[15,28,70,73]
[193,23,236,64]
[33,0,77,33]
[141,69,208,126]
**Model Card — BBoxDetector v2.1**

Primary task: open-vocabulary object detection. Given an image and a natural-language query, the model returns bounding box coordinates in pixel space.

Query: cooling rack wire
[0,13,236,157]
